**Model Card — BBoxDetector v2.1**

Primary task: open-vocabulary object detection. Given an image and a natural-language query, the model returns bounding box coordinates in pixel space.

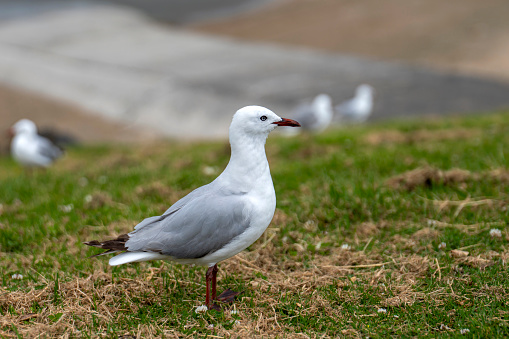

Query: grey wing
[126,187,251,259]
[335,98,357,117]
[292,103,318,129]
[132,183,213,232]
[37,137,63,160]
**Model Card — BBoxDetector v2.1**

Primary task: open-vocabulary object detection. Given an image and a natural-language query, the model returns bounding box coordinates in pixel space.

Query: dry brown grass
[385,166,509,191]
[427,219,506,236]
[365,128,482,146]
[2,231,508,338]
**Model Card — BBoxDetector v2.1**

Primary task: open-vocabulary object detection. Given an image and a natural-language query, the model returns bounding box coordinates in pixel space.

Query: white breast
[11,134,51,167]
[197,175,276,266]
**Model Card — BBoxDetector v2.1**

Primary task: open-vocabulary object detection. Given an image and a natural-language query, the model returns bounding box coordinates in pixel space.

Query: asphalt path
[0,1,508,139]
[0,0,276,24]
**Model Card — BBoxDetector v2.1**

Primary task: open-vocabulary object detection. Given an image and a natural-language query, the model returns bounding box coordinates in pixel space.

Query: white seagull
[85,106,301,311]
[335,84,375,123]
[9,119,64,168]
[285,94,333,135]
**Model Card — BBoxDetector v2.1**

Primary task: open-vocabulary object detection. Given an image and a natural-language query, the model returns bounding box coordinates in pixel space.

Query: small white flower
[78,177,88,187]
[315,242,322,250]
[377,308,387,313]
[440,324,452,331]
[340,243,351,250]
[304,220,316,229]
[195,305,208,314]
[202,166,218,176]
[427,219,437,226]
[58,204,74,213]
[11,274,23,280]
[207,324,214,329]
[230,310,238,315]
[84,195,93,203]
[438,242,446,250]
[235,320,240,325]
[460,328,470,334]
[394,315,399,318]
[490,228,502,238]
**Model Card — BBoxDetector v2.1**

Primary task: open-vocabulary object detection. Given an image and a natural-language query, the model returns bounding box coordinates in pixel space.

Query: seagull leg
[206,264,241,310]
[210,264,218,301]
[206,265,221,311]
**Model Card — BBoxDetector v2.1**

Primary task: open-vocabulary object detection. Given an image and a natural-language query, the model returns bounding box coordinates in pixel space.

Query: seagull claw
[217,289,242,303]
[207,303,222,311]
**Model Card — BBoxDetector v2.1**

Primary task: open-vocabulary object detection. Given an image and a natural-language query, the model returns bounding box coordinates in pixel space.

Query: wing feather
[292,103,318,129]
[36,136,63,160]
[125,184,251,259]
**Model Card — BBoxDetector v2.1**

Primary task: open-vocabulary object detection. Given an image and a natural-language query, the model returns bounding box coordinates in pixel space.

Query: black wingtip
[83,240,101,247]
[83,234,129,251]
[87,249,120,258]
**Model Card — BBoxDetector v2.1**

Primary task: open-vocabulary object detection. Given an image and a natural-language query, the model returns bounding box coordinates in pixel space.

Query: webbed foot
[217,289,242,303]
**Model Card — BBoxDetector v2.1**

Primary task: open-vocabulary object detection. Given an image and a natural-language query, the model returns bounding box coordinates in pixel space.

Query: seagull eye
[260,116,267,121]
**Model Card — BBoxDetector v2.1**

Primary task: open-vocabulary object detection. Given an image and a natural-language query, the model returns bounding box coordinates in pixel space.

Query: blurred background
[2,0,509,150]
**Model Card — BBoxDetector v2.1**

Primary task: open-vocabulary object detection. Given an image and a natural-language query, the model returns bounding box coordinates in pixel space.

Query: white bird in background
[85,106,301,311]
[9,119,64,168]
[283,94,333,135]
[335,84,375,123]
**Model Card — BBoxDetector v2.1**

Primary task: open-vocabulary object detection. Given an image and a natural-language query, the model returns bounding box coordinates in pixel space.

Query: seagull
[284,94,333,135]
[335,84,375,123]
[85,106,301,311]
[9,119,64,168]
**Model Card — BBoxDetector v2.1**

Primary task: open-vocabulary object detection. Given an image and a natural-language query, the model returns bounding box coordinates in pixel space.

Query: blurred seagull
[335,84,374,123]
[9,119,64,168]
[85,106,301,311]
[285,94,333,135]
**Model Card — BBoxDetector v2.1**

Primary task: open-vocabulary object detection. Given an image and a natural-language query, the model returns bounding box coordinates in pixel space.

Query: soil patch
[194,0,509,80]
[385,166,509,191]
[0,84,156,155]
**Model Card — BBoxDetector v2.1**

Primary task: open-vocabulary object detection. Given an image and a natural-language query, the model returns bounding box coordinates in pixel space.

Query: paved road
[0,0,276,24]
[101,0,277,24]
[0,2,508,139]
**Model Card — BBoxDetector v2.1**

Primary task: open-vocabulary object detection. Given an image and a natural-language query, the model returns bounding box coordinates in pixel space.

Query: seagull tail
[84,234,167,266]
[108,252,168,266]
[83,234,128,257]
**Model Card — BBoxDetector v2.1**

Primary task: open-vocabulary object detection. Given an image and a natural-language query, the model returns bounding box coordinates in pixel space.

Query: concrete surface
[101,0,279,25]
[0,0,277,23]
[194,0,509,81]
[1,2,509,140]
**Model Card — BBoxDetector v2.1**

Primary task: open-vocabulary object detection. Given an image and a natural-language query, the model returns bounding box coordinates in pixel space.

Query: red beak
[272,118,301,127]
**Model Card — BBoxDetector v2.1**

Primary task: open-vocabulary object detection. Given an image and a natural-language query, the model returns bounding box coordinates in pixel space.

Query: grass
[0,111,508,338]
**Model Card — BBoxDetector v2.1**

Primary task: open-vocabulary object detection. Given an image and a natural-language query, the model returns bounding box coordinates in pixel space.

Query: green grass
[0,111,508,337]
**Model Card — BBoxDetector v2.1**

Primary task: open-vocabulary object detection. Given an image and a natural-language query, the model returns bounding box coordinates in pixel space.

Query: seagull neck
[222,134,271,187]
[17,131,34,136]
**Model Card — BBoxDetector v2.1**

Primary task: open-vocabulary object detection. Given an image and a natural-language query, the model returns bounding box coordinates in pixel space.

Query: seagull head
[356,84,375,98]
[10,119,38,137]
[311,94,333,127]
[312,94,333,113]
[230,106,300,140]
